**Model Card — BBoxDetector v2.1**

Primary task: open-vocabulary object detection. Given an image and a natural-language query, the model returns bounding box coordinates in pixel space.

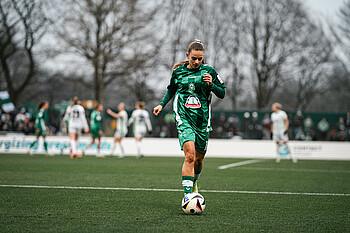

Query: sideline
[218,159,263,170]
[1,184,349,197]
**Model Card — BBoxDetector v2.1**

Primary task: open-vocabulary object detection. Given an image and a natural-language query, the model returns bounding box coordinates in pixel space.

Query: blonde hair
[137,101,145,109]
[272,102,282,109]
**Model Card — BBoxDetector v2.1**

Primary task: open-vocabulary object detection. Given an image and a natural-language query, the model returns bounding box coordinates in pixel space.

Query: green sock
[43,141,48,152]
[29,140,37,149]
[182,176,194,194]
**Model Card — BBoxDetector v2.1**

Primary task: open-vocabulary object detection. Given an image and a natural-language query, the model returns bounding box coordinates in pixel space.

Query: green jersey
[35,109,48,136]
[90,110,102,130]
[160,63,226,133]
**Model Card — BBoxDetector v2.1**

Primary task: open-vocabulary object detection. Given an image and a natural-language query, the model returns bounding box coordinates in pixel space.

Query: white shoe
[45,152,54,156]
[276,158,281,163]
[119,154,125,159]
[292,158,297,163]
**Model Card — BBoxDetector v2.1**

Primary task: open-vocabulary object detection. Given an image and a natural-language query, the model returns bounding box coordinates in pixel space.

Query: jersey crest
[185,95,201,108]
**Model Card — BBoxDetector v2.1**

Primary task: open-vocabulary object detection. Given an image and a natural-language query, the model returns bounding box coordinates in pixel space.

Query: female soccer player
[28,101,50,155]
[107,102,128,158]
[66,98,89,159]
[84,104,104,157]
[270,102,297,163]
[128,101,152,158]
[153,40,226,195]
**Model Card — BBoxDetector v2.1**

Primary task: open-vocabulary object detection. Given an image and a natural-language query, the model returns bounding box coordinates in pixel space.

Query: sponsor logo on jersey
[185,95,201,108]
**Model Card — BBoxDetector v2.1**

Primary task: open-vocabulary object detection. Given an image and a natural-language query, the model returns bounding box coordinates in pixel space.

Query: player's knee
[185,152,195,164]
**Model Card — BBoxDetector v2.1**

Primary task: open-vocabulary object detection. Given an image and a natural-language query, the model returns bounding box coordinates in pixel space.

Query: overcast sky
[304,0,344,20]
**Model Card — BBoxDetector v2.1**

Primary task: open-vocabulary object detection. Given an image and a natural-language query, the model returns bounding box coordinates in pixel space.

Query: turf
[0,154,349,232]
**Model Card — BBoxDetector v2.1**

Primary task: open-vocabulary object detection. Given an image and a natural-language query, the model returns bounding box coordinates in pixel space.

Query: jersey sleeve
[128,112,135,126]
[209,68,226,99]
[80,107,89,130]
[145,111,152,131]
[159,72,178,107]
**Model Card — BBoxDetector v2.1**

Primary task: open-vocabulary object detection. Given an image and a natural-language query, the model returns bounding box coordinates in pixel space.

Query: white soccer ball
[182,193,205,215]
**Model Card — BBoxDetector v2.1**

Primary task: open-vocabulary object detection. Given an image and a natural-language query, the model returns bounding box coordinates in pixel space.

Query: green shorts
[91,127,101,138]
[177,122,209,154]
[35,126,47,137]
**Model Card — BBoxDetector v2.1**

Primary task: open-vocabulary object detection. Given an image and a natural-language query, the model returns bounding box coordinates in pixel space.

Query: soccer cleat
[137,154,144,159]
[193,182,199,193]
[70,154,75,159]
[45,152,54,156]
[119,154,126,159]
[27,150,32,156]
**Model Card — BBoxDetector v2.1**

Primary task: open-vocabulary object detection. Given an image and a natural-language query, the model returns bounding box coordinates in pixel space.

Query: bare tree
[0,0,48,105]
[329,0,350,90]
[56,0,159,103]
[243,0,308,109]
[292,23,336,111]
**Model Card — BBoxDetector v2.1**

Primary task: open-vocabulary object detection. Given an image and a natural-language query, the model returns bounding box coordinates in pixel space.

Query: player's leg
[284,141,296,163]
[135,137,143,158]
[69,132,78,158]
[273,132,281,163]
[111,137,118,156]
[42,135,51,156]
[193,151,204,193]
[96,137,103,157]
[116,137,125,158]
[275,141,281,163]
[182,140,196,194]
[192,132,209,193]
[28,135,40,155]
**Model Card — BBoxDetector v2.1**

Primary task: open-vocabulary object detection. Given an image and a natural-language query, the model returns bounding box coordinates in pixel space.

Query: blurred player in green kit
[27,101,51,155]
[84,104,104,157]
[153,40,226,195]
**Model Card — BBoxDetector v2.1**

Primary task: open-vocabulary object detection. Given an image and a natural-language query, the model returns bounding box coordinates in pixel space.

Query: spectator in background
[243,112,251,139]
[215,113,227,139]
[1,113,13,131]
[345,112,350,141]
[164,112,176,137]
[293,111,303,140]
[304,116,313,135]
[317,118,329,141]
[329,129,338,141]
[336,117,346,141]
[227,114,240,138]
[262,113,272,140]
[251,112,263,139]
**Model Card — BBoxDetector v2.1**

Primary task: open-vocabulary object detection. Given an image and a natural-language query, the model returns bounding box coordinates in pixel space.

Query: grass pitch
[0,154,349,232]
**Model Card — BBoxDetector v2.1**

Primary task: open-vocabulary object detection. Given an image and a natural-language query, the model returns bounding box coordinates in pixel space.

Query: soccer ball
[182,193,205,215]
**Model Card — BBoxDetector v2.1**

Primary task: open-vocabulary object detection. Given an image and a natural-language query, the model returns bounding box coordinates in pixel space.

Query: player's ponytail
[71,96,79,106]
[172,60,188,71]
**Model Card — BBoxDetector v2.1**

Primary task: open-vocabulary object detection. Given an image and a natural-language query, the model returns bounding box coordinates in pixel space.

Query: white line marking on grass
[1,184,349,197]
[218,159,263,170]
[234,167,350,174]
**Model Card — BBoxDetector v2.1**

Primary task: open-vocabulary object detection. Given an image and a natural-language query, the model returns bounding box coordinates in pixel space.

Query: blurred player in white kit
[271,102,297,163]
[65,97,89,159]
[107,102,128,158]
[128,101,152,158]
